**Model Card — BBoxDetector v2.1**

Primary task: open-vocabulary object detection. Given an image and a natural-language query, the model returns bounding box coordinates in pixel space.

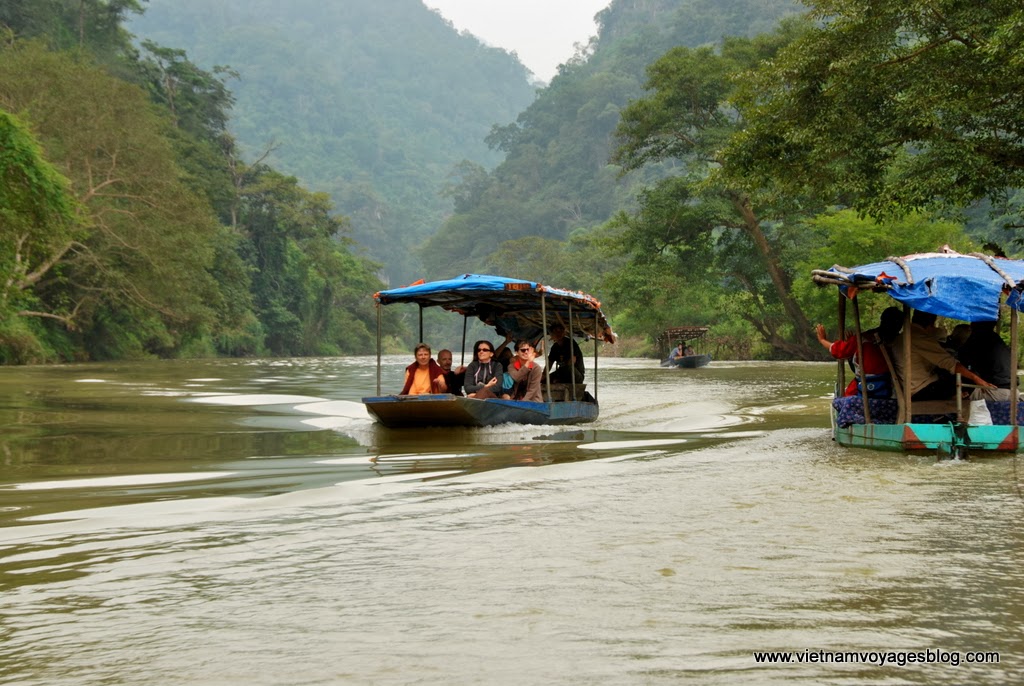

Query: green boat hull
[832,408,1022,455]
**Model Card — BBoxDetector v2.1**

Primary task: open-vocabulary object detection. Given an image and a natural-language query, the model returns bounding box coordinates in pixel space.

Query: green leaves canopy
[727,0,1024,217]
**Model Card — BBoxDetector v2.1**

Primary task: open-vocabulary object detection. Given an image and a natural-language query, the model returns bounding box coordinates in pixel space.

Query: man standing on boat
[547,323,585,384]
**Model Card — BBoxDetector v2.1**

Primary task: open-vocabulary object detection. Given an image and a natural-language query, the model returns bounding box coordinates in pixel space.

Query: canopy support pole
[852,296,872,424]
[461,315,468,366]
[593,322,599,403]
[418,304,424,344]
[542,293,551,400]
[569,303,576,401]
[376,301,382,395]
[900,305,913,424]
[1012,308,1019,428]
[837,292,846,396]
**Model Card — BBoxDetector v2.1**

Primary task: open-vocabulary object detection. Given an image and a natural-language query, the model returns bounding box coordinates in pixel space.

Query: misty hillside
[129,0,804,285]
[419,0,805,278]
[128,0,538,284]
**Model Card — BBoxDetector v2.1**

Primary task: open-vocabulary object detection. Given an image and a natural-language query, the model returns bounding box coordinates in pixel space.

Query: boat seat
[544,383,587,402]
[832,397,899,427]
[983,400,1024,425]
[832,396,961,427]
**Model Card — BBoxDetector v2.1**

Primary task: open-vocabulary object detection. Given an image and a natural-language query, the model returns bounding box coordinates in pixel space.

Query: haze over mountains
[129,0,538,284]
[129,0,803,285]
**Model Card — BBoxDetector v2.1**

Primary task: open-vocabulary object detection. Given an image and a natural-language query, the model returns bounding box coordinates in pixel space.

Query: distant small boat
[658,326,712,368]
[362,274,615,428]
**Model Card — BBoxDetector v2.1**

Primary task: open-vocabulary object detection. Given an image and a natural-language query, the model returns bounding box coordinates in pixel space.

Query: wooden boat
[812,248,1024,458]
[362,274,615,428]
[658,326,712,368]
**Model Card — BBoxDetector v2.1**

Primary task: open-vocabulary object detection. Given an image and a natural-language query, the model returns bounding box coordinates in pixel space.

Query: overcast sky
[424,0,611,82]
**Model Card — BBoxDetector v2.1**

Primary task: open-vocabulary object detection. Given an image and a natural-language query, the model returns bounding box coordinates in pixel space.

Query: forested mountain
[420,0,804,278]
[1,0,391,363]
[5,0,1018,365]
[128,0,537,284]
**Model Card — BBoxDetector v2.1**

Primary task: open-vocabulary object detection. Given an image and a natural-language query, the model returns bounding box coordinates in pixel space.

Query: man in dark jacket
[546,323,585,384]
[437,349,465,396]
[958,320,1012,389]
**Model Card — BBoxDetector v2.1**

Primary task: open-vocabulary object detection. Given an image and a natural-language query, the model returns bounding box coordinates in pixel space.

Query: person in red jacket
[507,340,544,401]
[816,306,903,397]
[400,343,447,395]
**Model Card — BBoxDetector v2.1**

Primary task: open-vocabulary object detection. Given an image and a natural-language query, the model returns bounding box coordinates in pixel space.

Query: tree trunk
[728,190,818,359]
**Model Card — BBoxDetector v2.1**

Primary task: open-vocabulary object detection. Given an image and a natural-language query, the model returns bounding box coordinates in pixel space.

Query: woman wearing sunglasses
[506,340,543,402]
[464,340,504,398]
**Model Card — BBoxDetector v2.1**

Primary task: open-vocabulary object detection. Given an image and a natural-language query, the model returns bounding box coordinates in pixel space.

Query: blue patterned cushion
[984,401,1024,425]
[832,396,899,427]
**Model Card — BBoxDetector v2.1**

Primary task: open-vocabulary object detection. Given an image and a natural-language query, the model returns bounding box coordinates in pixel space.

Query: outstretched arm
[815,324,834,351]
[955,363,996,389]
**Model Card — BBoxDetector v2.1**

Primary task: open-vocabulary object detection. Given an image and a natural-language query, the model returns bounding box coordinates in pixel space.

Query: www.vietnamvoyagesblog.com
[753,649,1000,667]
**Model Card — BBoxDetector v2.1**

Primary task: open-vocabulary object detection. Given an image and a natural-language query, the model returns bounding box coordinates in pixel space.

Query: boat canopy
[812,249,1024,321]
[658,326,709,344]
[375,274,616,343]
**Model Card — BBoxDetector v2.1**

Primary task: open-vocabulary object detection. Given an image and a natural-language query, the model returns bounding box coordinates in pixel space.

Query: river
[1,357,1021,685]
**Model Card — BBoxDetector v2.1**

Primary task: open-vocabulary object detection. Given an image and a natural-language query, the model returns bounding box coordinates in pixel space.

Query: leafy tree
[725,0,1024,221]
[0,40,221,355]
[0,0,144,70]
[791,209,975,333]
[128,0,536,285]
[234,165,383,356]
[612,27,822,358]
[421,0,804,282]
[0,108,81,328]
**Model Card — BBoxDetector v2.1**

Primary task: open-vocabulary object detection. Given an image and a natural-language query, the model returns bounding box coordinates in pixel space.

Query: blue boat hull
[662,354,712,368]
[361,394,599,428]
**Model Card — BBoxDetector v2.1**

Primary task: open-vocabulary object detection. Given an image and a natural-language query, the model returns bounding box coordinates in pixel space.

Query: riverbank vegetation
[2,0,1021,363]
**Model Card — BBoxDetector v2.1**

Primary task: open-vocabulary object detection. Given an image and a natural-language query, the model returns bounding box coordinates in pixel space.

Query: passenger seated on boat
[436,349,465,396]
[815,306,902,397]
[943,323,972,353]
[892,311,994,401]
[547,323,585,384]
[959,320,1013,399]
[464,340,505,399]
[493,334,514,372]
[667,342,685,363]
[684,343,695,356]
[506,340,544,402]
[400,343,447,395]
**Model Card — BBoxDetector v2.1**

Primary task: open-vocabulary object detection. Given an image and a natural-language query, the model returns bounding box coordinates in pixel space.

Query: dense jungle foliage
[127,0,538,286]
[3,0,1023,364]
[1,0,390,362]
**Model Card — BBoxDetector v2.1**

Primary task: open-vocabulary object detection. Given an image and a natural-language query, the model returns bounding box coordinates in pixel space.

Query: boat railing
[543,383,588,403]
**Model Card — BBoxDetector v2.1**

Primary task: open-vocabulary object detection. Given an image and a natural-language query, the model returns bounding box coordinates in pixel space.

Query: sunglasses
[518,347,531,352]
[477,348,493,353]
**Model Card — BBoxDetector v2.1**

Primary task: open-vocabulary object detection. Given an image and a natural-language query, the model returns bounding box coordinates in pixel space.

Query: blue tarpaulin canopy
[375,274,615,343]
[812,250,1024,322]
